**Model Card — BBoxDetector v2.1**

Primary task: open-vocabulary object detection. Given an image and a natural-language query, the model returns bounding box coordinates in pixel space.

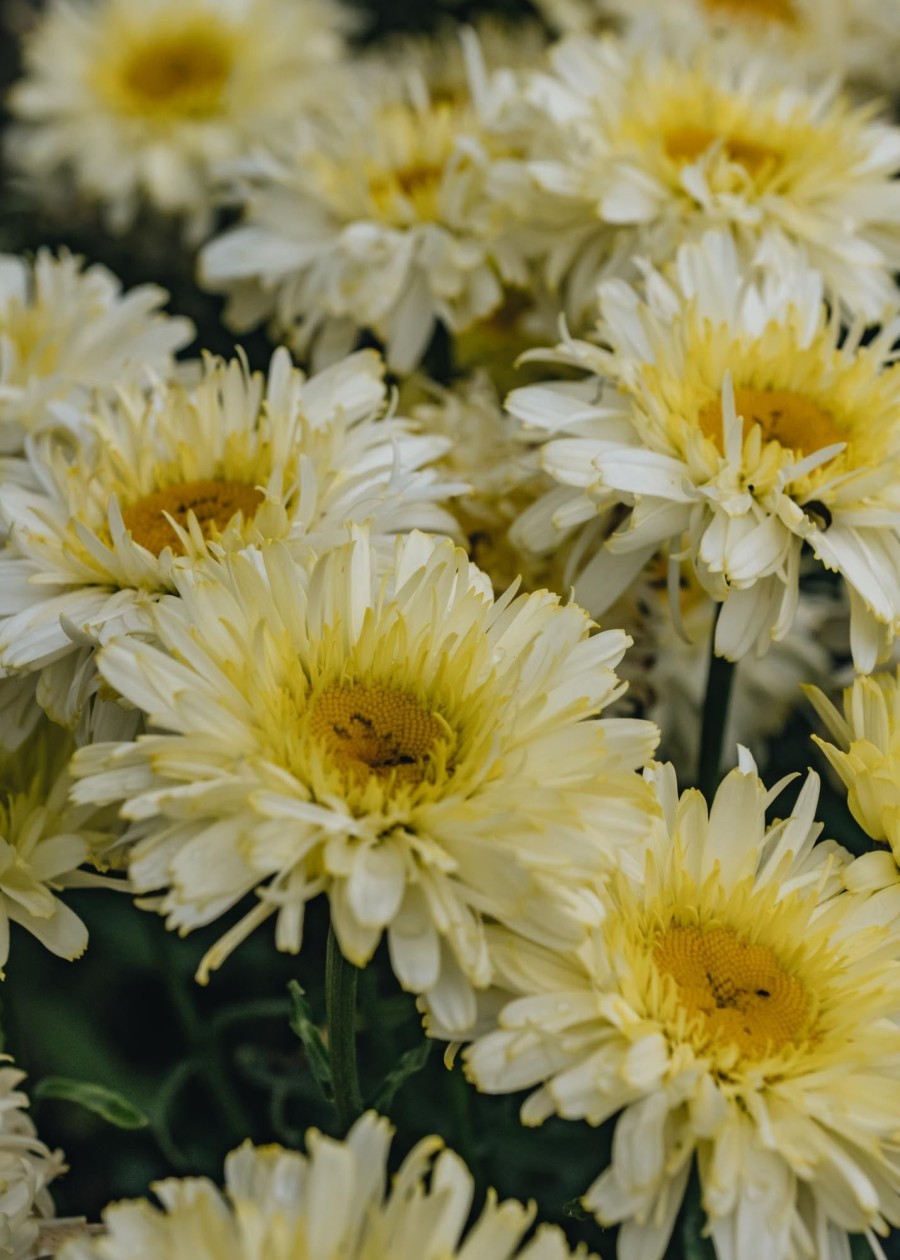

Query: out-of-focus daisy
[518,34,900,321]
[0,1063,65,1260]
[8,0,349,238]
[199,33,534,372]
[0,347,459,729]
[508,231,900,669]
[59,1111,595,1260]
[466,754,900,1260]
[71,531,659,1032]
[0,716,122,971]
[407,372,564,595]
[806,670,900,895]
[607,558,836,776]
[536,0,900,95]
[0,250,192,453]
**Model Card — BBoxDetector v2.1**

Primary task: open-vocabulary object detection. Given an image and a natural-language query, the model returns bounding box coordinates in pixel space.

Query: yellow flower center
[112,24,234,119]
[367,161,445,222]
[309,684,455,787]
[654,924,811,1058]
[698,386,844,456]
[701,0,798,25]
[663,126,781,177]
[122,479,263,556]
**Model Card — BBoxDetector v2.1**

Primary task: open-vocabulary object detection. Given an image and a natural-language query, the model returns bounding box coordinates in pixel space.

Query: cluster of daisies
[2,0,900,1257]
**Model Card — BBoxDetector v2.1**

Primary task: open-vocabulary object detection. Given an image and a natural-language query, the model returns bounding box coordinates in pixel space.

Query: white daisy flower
[518,33,900,322]
[534,0,900,95]
[58,1111,595,1260]
[465,754,900,1260]
[0,716,122,972]
[70,530,659,1033]
[199,33,534,372]
[508,231,900,669]
[0,250,192,454]
[7,0,349,238]
[0,346,459,728]
[0,1063,65,1260]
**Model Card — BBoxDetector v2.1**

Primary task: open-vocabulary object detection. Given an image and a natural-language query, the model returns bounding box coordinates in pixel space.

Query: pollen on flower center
[701,0,798,25]
[663,126,781,177]
[114,26,234,118]
[309,683,455,787]
[698,386,845,457]
[654,924,811,1057]
[122,479,263,555]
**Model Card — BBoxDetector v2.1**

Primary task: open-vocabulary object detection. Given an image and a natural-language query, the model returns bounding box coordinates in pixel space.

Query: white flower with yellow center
[70,531,659,1032]
[199,36,534,372]
[58,1111,595,1260]
[0,718,121,972]
[520,34,900,321]
[0,347,458,728]
[8,0,348,237]
[0,1063,65,1260]
[508,231,900,669]
[0,250,192,454]
[537,0,900,95]
[806,670,900,899]
[465,755,900,1260]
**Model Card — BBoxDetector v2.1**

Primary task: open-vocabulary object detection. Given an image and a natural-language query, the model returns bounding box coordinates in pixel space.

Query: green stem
[697,610,737,801]
[325,925,363,1132]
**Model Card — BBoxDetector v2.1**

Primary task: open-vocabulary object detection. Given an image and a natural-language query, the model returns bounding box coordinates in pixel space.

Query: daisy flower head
[520,32,900,322]
[508,230,900,670]
[199,31,535,373]
[0,250,192,454]
[806,669,900,891]
[0,346,459,729]
[564,0,900,95]
[58,1111,595,1260]
[0,1063,65,1260]
[0,714,121,972]
[70,529,660,1032]
[8,0,349,238]
[466,754,900,1260]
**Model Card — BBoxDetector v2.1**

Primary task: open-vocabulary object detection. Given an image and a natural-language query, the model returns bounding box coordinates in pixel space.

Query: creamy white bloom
[0,347,458,728]
[8,0,349,238]
[70,531,659,1033]
[58,1111,595,1260]
[517,33,900,321]
[0,1063,65,1260]
[0,716,123,971]
[199,34,534,372]
[508,231,900,669]
[465,754,900,1260]
[0,250,192,453]
[533,0,900,94]
[806,670,900,904]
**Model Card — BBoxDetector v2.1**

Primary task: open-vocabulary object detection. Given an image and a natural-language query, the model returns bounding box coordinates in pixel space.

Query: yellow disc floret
[122,479,263,556]
[701,0,798,25]
[654,923,811,1058]
[102,20,236,120]
[308,683,455,788]
[698,386,844,457]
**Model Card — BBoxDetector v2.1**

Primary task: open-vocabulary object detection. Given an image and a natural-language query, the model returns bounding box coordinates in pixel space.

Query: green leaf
[371,1039,432,1113]
[678,1175,716,1260]
[287,981,333,1103]
[34,1077,149,1130]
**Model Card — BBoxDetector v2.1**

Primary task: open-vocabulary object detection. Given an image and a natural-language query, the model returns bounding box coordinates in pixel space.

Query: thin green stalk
[697,610,737,801]
[325,925,363,1132]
